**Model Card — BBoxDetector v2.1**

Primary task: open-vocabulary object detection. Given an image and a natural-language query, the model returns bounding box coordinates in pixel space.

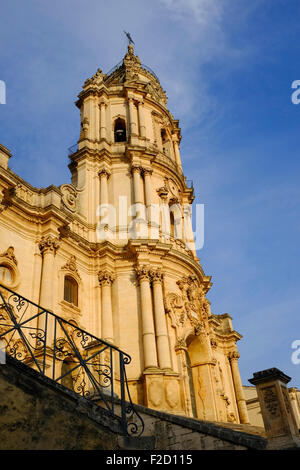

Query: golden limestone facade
[0,45,249,424]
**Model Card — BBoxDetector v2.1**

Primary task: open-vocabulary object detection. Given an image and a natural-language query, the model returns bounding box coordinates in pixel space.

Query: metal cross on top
[124,31,135,45]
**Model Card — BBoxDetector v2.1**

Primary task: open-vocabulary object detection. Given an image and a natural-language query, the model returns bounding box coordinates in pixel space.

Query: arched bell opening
[114,118,127,142]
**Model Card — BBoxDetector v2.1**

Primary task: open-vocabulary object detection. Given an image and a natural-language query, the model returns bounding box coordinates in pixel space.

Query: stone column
[39,235,59,312]
[38,235,59,349]
[249,368,300,449]
[143,168,153,237]
[172,134,182,168]
[128,98,137,137]
[100,100,107,140]
[157,187,170,240]
[99,169,111,205]
[131,165,142,204]
[135,265,158,370]
[150,269,171,370]
[137,100,146,138]
[98,270,115,344]
[229,351,250,424]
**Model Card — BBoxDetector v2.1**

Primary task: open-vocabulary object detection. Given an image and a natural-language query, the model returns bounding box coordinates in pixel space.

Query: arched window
[114,118,127,142]
[64,276,78,306]
[170,212,175,238]
[0,265,12,283]
[161,128,167,144]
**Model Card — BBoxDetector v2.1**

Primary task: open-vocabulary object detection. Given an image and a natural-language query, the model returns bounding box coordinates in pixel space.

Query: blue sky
[1,0,300,387]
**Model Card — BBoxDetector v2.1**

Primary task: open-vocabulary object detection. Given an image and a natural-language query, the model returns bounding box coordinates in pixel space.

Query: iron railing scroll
[0,284,144,437]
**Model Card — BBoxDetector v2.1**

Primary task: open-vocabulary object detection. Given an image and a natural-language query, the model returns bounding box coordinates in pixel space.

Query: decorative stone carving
[157,186,169,199]
[84,68,106,88]
[165,381,179,409]
[98,270,115,286]
[98,168,111,179]
[149,267,163,283]
[262,386,280,418]
[229,351,240,361]
[61,255,80,279]
[60,184,78,213]
[39,235,60,255]
[131,165,142,175]
[175,337,186,351]
[148,380,163,407]
[135,265,151,282]
[0,246,17,265]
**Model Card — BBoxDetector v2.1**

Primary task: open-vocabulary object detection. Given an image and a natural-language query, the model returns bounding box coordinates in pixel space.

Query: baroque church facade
[0,45,249,424]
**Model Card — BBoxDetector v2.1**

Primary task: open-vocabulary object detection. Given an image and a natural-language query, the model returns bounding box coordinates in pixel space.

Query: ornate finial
[124,30,135,46]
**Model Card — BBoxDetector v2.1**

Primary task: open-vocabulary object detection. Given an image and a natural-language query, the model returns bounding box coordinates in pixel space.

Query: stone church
[0,44,249,425]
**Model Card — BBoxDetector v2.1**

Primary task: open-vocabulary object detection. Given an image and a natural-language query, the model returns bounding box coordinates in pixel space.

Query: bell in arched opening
[114,118,127,142]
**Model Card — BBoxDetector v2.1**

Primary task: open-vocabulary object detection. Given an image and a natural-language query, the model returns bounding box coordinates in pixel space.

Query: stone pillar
[99,169,111,205]
[150,268,172,370]
[137,100,146,138]
[172,134,182,168]
[98,270,115,344]
[249,368,300,449]
[131,165,142,204]
[229,351,250,424]
[143,168,153,236]
[38,235,59,349]
[289,388,300,429]
[135,266,158,370]
[39,235,59,312]
[128,98,137,137]
[100,100,107,140]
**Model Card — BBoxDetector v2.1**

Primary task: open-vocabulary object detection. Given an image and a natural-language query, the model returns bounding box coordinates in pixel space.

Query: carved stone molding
[98,270,115,286]
[61,255,81,279]
[39,235,60,255]
[0,246,17,265]
[60,184,78,213]
[262,386,281,418]
[157,186,169,199]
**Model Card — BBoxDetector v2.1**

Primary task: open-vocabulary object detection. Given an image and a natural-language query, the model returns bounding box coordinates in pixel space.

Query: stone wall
[0,355,267,450]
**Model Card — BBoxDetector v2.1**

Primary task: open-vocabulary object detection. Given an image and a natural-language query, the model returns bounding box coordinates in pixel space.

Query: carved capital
[175,337,186,351]
[39,236,60,255]
[131,165,142,175]
[98,168,111,179]
[135,265,151,282]
[228,351,240,361]
[142,168,153,177]
[98,270,115,286]
[150,268,163,283]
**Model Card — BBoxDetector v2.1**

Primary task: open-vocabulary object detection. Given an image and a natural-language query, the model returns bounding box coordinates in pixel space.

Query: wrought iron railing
[0,284,144,437]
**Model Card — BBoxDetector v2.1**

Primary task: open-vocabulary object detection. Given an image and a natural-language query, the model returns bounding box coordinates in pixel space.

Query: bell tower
[66,44,249,423]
